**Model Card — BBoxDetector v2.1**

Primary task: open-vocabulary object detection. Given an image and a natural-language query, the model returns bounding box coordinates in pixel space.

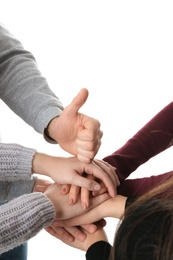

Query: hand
[62,159,119,208]
[47,88,103,163]
[52,195,127,228]
[45,226,108,251]
[45,219,107,243]
[32,178,52,192]
[33,155,117,198]
[44,183,110,220]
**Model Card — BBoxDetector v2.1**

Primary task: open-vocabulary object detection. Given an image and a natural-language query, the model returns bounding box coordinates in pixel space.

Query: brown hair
[110,175,173,260]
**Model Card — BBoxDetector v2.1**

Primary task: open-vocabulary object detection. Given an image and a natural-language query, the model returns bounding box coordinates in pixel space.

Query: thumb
[67,88,89,115]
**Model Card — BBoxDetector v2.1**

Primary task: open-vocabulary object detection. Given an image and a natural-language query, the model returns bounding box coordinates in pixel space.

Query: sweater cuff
[44,126,57,144]
[86,241,112,260]
[0,192,55,254]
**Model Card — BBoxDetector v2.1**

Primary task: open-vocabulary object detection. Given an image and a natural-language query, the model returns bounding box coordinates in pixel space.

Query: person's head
[111,176,173,260]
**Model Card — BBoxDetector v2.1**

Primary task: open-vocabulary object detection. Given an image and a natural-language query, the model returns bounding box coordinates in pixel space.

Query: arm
[47,225,112,260]
[50,195,127,233]
[0,24,102,163]
[117,171,173,196]
[0,182,109,254]
[0,143,117,201]
[0,192,55,254]
[66,102,173,207]
[0,23,63,135]
[103,102,173,182]
[66,172,173,243]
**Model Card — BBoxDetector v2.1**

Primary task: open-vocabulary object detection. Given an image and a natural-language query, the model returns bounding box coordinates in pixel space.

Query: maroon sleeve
[117,171,173,197]
[103,102,173,183]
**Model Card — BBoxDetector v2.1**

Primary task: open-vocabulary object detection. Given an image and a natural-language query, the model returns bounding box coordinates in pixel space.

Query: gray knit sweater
[0,22,63,134]
[0,143,55,254]
[0,23,62,253]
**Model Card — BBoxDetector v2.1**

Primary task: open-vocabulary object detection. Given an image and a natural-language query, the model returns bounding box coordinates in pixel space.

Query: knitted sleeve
[0,178,36,202]
[0,192,55,254]
[0,143,36,181]
[0,23,63,135]
[103,102,173,183]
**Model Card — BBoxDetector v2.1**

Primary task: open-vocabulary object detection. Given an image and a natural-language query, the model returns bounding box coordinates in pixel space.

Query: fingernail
[94,184,100,191]
[88,225,97,233]
[68,236,74,242]
[61,187,66,194]
[82,203,88,210]
[78,234,86,242]
[45,182,51,186]
[69,198,74,205]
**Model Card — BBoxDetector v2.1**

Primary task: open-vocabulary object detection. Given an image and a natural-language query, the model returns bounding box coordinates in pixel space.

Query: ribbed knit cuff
[0,143,36,181]
[0,192,55,254]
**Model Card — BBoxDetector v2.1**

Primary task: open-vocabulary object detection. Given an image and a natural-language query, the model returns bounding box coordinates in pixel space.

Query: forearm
[117,171,173,197]
[0,192,55,254]
[0,23,63,134]
[103,102,173,182]
[0,143,36,181]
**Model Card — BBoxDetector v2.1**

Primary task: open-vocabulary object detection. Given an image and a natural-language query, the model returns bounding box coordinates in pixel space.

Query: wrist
[44,117,59,144]
[32,152,49,176]
[110,195,127,218]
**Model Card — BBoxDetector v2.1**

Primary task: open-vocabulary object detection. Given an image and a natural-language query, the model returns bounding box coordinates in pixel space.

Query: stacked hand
[32,155,119,206]
[33,89,122,250]
[45,194,127,243]
[47,88,103,163]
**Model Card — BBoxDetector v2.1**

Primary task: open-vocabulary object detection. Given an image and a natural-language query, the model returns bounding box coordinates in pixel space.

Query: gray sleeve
[0,143,36,181]
[0,176,37,202]
[0,192,55,254]
[0,23,64,134]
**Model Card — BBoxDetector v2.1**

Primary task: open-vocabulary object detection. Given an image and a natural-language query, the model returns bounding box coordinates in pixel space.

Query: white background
[0,1,173,259]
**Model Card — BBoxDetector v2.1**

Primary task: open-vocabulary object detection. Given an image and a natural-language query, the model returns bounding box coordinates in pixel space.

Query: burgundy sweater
[103,101,173,197]
[86,102,173,260]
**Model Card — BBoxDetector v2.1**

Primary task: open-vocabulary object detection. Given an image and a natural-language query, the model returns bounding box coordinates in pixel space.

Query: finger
[76,131,102,162]
[77,127,103,144]
[80,219,107,233]
[97,219,107,227]
[53,193,110,227]
[77,142,100,163]
[81,164,117,197]
[68,173,101,192]
[50,224,87,242]
[65,226,87,242]
[44,226,75,242]
[68,185,80,205]
[92,182,107,196]
[80,187,90,209]
[80,174,95,209]
[34,185,47,193]
[67,88,88,116]
[61,184,71,195]
[77,155,92,164]
[89,192,110,209]
[80,223,98,233]
[94,160,120,187]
